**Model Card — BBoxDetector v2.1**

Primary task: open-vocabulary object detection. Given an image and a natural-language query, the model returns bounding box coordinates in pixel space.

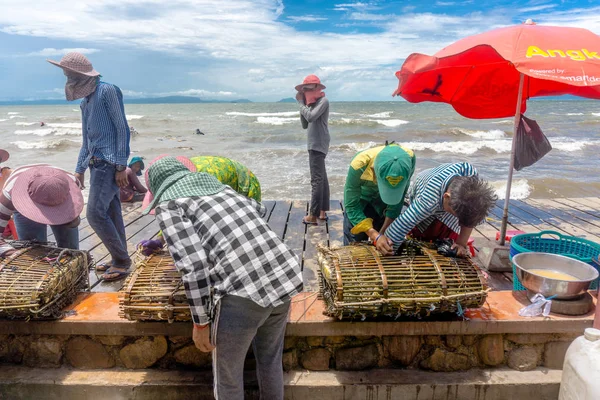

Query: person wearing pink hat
[0,165,84,257]
[48,52,132,281]
[295,75,330,226]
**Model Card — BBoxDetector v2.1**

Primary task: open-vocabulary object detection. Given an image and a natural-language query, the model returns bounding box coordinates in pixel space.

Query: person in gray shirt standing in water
[296,75,330,225]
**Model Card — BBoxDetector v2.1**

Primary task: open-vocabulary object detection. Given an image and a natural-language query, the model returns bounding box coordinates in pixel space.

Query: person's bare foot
[318,212,328,221]
[302,216,318,225]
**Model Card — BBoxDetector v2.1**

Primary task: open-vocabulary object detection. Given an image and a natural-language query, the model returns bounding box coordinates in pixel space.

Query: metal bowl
[513,252,599,300]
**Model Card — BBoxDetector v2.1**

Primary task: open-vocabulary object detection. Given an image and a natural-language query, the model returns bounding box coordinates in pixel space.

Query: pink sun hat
[295,74,326,92]
[0,149,10,163]
[142,155,196,215]
[12,167,84,225]
[47,52,100,77]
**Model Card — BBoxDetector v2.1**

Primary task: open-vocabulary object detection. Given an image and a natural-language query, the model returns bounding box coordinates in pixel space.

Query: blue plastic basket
[510,230,600,291]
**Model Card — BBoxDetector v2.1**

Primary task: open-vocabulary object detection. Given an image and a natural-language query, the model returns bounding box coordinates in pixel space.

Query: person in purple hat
[48,52,132,281]
[0,165,84,258]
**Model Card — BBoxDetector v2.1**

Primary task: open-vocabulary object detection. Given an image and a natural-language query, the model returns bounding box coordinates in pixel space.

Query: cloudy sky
[1,0,599,102]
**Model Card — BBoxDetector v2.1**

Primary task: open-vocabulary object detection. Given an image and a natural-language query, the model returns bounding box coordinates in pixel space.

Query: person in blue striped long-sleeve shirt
[48,52,132,281]
[384,162,497,257]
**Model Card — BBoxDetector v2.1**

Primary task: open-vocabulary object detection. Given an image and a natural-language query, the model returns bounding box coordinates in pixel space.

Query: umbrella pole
[499,72,525,246]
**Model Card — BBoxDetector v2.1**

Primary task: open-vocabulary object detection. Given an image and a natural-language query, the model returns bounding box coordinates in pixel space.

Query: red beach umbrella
[393,20,600,245]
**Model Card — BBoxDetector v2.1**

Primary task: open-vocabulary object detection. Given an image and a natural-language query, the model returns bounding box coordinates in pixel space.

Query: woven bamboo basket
[119,250,190,322]
[318,242,488,320]
[0,243,89,320]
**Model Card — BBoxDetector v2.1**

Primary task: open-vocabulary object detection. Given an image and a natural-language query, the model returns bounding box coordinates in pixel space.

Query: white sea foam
[46,122,80,129]
[14,129,54,136]
[493,179,531,200]
[592,112,600,117]
[15,122,37,126]
[228,111,298,117]
[127,115,144,120]
[567,113,584,116]
[7,112,19,115]
[11,138,79,150]
[72,109,79,112]
[9,115,25,119]
[458,128,506,139]
[255,116,297,125]
[366,111,392,118]
[0,119,7,122]
[491,119,513,125]
[341,141,379,152]
[371,119,409,127]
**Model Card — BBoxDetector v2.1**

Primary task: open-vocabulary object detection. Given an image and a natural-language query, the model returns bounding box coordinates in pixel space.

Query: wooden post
[499,73,525,246]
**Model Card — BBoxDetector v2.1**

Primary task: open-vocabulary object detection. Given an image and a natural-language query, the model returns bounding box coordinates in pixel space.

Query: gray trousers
[212,295,290,400]
[308,150,330,217]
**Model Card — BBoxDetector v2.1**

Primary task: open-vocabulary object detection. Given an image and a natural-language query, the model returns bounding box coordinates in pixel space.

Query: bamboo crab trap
[119,250,190,322]
[318,242,488,320]
[0,243,89,320]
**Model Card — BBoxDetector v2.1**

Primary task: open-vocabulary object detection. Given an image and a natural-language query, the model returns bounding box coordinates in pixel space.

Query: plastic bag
[514,114,552,171]
[518,293,553,317]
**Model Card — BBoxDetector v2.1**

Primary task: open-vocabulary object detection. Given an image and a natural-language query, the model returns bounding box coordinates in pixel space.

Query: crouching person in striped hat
[144,157,303,400]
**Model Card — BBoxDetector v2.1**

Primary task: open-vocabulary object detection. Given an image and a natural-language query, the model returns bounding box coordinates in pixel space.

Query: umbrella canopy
[394,21,600,119]
[393,21,600,246]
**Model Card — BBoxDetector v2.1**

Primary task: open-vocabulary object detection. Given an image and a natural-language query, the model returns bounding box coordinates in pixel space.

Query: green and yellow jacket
[343,145,415,234]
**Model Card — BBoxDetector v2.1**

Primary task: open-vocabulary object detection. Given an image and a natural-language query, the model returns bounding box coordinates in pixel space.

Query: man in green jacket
[343,143,416,254]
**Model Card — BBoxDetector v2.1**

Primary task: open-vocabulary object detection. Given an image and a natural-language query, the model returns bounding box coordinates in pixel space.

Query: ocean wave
[455,128,507,139]
[46,122,80,129]
[7,112,19,115]
[127,115,144,120]
[228,111,298,117]
[567,113,584,116]
[9,115,25,119]
[592,113,600,117]
[11,138,80,150]
[14,129,54,136]
[331,141,379,153]
[332,118,409,127]
[401,137,598,155]
[491,119,513,125]
[255,116,297,125]
[365,111,392,118]
[492,179,531,200]
[15,122,38,126]
[371,119,409,127]
[0,119,7,122]
[72,109,79,112]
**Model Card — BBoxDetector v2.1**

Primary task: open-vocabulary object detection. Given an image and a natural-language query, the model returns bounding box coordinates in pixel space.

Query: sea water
[1,100,600,200]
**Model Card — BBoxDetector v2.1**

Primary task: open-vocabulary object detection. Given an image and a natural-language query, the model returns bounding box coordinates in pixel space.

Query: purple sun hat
[11,167,84,226]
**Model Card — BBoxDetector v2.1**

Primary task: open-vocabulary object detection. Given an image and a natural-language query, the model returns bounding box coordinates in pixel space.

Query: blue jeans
[87,160,130,268]
[13,212,79,249]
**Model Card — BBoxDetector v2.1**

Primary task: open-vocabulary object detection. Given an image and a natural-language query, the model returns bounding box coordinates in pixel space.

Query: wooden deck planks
[75,196,600,294]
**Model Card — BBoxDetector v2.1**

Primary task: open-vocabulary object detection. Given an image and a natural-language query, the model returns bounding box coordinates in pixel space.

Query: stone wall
[0,333,578,372]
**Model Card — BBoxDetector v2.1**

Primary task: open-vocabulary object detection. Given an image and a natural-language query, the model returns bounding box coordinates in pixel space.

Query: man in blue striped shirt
[384,162,497,257]
[48,52,132,281]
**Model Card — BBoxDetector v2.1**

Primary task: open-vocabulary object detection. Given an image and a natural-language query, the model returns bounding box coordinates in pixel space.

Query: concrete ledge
[0,291,595,337]
[0,366,562,400]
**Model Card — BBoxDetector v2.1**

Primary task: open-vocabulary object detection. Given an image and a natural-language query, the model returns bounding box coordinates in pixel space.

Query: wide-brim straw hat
[47,52,100,77]
[142,154,196,215]
[0,149,10,163]
[12,167,84,226]
[295,74,326,91]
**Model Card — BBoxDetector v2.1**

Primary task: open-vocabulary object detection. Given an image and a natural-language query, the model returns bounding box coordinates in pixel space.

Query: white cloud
[24,47,99,57]
[518,4,557,13]
[287,15,327,23]
[2,0,600,100]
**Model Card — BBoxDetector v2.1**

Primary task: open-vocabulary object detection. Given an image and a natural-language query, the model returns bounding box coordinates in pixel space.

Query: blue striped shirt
[386,162,477,244]
[76,82,130,173]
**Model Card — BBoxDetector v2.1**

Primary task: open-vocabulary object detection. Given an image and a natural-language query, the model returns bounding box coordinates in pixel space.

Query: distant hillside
[278,97,296,103]
[0,96,252,106]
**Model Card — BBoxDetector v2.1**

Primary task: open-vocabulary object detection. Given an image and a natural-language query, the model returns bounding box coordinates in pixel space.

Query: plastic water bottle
[558,328,600,400]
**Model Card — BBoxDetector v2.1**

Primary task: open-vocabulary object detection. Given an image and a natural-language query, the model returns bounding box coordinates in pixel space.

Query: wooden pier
[63,197,600,293]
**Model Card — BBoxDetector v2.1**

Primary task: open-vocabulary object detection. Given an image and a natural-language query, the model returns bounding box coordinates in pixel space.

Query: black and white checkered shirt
[155,188,304,324]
